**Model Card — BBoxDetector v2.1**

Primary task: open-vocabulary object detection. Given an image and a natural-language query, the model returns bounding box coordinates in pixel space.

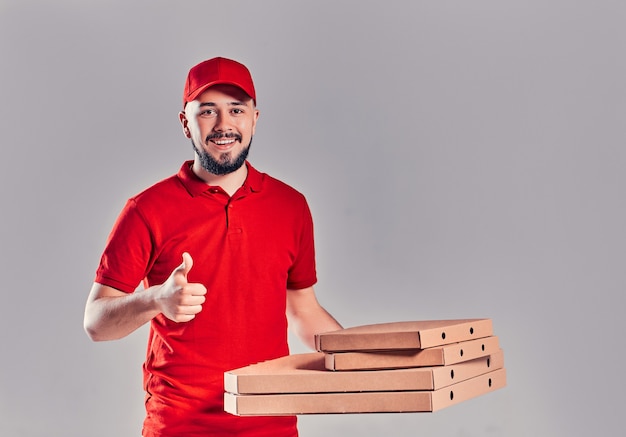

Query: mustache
[205,132,242,143]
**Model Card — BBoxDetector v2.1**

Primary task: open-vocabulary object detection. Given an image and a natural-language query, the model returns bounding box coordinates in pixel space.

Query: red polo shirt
[95,161,317,436]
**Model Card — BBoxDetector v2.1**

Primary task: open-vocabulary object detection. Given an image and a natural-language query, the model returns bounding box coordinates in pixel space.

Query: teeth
[215,139,235,145]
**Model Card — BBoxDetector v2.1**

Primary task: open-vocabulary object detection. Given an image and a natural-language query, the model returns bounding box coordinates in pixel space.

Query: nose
[213,112,233,133]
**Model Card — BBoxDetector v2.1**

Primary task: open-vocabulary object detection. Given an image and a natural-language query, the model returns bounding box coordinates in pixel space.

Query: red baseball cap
[182,57,256,107]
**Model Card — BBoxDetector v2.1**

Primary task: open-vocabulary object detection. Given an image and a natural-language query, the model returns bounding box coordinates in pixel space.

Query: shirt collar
[177,160,264,197]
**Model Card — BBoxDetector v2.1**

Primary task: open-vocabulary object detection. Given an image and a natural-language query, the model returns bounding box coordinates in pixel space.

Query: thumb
[173,252,193,281]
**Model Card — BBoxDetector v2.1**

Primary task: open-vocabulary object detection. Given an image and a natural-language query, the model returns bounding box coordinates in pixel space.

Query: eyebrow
[198,101,246,107]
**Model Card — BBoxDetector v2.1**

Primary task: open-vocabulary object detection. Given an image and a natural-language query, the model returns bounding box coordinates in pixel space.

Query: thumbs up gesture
[156,252,207,323]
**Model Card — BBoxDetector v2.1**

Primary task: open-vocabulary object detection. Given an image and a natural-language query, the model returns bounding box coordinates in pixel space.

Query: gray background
[1,1,624,436]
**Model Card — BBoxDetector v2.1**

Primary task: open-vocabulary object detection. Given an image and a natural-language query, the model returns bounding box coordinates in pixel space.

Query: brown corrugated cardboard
[325,336,500,371]
[224,350,504,394]
[315,319,493,352]
[224,368,506,416]
[429,349,504,390]
[225,350,504,394]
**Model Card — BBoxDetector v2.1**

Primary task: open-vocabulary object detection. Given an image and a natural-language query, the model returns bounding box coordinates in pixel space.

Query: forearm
[287,287,342,350]
[84,284,160,342]
[85,254,207,341]
[289,306,342,350]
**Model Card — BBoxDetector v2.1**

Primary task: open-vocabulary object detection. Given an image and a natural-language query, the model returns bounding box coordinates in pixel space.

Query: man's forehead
[184,90,253,114]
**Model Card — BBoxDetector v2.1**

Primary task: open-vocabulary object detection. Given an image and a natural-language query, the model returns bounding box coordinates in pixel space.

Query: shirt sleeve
[286,197,317,290]
[94,198,154,293]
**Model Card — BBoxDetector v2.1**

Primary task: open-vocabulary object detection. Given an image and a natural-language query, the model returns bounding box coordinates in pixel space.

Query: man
[84,57,342,437]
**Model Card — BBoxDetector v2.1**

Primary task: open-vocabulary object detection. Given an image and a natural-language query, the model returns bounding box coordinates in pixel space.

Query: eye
[231,108,244,115]
[198,109,216,117]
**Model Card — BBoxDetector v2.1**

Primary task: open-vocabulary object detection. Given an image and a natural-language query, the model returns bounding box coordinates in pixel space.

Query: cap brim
[186,80,255,105]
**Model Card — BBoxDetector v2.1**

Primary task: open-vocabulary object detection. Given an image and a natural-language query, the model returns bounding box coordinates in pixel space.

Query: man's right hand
[156,252,207,322]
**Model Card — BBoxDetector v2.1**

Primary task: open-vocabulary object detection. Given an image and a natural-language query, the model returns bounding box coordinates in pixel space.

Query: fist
[156,252,207,322]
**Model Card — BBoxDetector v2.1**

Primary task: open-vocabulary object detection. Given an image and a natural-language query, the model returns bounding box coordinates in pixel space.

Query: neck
[192,160,248,197]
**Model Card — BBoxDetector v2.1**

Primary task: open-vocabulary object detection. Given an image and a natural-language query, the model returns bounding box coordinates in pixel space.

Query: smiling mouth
[207,133,242,146]
[213,138,236,146]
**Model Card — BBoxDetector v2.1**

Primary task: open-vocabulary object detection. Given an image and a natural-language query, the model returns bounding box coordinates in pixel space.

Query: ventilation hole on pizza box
[487,358,491,368]
[459,349,464,357]
[470,327,474,334]
[489,378,492,387]
[450,369,455,379]
[441,332,446,340]
[449,391,454,401]
[482,344,485,351]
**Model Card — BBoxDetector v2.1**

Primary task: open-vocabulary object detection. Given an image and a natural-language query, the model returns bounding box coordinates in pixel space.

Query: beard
[191,134,252,176]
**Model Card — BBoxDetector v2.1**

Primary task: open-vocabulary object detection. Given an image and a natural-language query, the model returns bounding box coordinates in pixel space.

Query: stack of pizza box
[224,318,506,416]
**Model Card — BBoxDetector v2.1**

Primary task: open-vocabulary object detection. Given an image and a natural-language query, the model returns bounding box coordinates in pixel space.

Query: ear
[179,111,191,138]
[251,108,260,136]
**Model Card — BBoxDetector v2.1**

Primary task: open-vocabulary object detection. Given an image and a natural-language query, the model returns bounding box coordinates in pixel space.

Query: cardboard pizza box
[225,349,504,394]
[224,368,506,416]
[316,319,493,352]
[325,336,500,371]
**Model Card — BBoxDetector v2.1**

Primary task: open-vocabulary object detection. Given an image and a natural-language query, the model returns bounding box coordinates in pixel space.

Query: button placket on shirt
[204,186,247,237]
[226,193,246,238]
